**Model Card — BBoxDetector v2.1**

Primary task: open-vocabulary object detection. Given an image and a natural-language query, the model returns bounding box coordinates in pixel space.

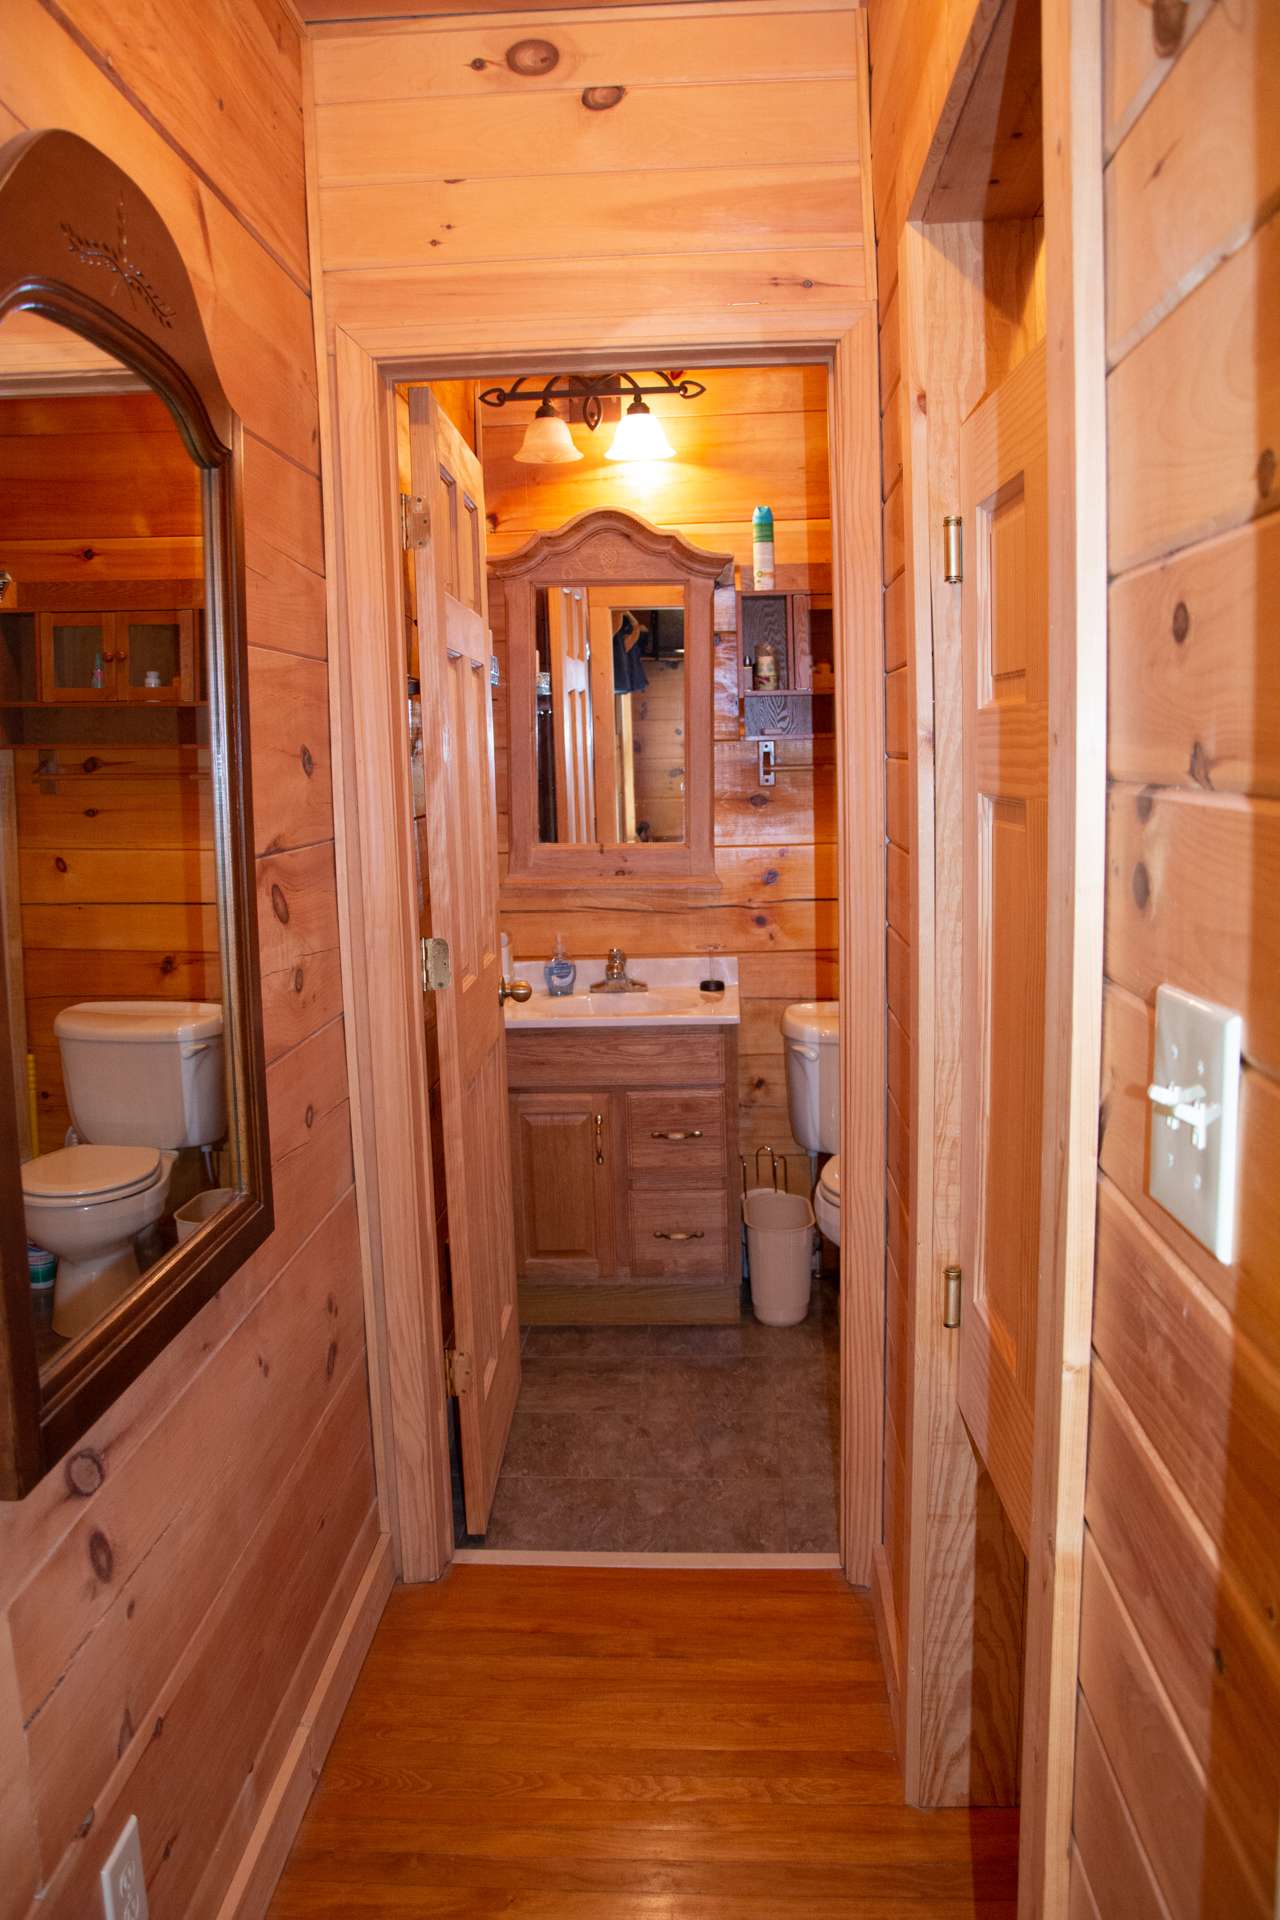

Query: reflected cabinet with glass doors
[0,130,272,1497]
[492,510,729,886]
[34,607,201,704]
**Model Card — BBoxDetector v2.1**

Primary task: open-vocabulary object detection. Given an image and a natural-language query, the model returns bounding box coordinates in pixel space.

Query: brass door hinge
[445,1348,473,1396]
[943,1264,962,1329]
[420,934,451,991]
[943,515,963,583]
[400,491,430,551]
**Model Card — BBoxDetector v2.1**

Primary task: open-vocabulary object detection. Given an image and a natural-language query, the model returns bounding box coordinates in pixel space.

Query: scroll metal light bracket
[478,369,706,433]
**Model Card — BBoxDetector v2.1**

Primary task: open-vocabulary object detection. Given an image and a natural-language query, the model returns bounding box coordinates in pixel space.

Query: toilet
[22,1001,226,1340]
[782,1000,841,1245]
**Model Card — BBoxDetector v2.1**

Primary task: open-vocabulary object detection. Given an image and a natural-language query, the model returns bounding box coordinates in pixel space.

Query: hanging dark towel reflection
[612,609,650,694]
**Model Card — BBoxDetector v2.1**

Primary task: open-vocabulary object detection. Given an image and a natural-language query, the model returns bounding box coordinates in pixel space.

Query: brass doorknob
[499,978,532,1004]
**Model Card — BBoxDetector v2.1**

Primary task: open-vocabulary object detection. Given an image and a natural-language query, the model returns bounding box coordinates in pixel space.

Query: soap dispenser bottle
[544,933,576,998]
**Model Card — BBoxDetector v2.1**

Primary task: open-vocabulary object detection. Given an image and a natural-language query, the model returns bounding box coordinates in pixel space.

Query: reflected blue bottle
[544,932,576,997]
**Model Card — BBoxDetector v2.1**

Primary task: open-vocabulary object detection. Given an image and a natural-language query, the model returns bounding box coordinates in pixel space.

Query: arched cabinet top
[490,509,731,586]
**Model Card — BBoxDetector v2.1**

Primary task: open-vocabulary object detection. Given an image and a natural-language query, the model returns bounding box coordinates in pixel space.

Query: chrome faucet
[591,946,647,993]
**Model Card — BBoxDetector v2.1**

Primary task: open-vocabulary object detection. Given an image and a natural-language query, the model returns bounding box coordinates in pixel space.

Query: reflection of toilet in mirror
[20,1001,226,1339]
[783,1001,841,1246]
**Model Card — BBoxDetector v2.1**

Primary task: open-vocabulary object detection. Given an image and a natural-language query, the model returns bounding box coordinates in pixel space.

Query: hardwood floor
[267,1567,1019,1917]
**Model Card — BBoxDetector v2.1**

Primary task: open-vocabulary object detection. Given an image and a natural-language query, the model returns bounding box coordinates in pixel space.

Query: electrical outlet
[100,1814,149,1920]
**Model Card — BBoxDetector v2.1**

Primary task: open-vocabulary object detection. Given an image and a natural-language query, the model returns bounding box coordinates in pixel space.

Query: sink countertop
[504,955,741,1029]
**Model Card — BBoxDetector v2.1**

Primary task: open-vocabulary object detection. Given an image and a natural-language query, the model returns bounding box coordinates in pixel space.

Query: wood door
[546,584,594,842]
[510,1091,615,1282]
[957,338,1049,1553]
[408,387,520,1536]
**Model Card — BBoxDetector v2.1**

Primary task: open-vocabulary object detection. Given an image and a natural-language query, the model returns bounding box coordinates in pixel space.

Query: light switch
[1147,984,1242,1264]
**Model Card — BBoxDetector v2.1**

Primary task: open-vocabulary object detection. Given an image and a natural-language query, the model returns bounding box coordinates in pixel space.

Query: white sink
[504,955,740,1029]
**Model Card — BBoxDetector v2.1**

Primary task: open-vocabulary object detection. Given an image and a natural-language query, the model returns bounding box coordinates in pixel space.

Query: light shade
[514,403,583,465]
[605,399,675,462]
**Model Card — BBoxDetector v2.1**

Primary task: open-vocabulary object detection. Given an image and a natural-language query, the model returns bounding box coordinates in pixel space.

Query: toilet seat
[815,1155,841,1244]
[22,1143,164,1208]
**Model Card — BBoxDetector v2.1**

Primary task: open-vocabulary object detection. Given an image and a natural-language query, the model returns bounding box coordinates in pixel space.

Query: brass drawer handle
[653,1229,704,1241]
[594,1111,605,1165]
[650,1128,703,1141]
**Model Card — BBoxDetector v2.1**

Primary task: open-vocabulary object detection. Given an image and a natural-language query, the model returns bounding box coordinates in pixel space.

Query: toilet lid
[22,1143,163,1205]
[818,1156,841,1200]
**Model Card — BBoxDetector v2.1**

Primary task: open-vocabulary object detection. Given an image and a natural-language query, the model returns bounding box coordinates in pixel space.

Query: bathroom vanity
[504,959,741,1324]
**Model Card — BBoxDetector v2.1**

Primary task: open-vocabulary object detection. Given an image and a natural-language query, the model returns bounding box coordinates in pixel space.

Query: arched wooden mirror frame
[0,130,272,1497]
[492,509,729,886]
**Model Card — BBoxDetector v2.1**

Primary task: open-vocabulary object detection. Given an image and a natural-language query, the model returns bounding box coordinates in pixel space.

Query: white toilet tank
[782,1001,840,1154]
[55,1001,226,1149]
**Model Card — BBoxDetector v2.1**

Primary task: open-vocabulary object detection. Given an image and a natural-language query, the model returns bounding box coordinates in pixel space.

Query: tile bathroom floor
[474,1276,840,1554]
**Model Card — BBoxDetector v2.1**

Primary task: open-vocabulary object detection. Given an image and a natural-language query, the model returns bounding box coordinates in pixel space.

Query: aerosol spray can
[751,505,775,591]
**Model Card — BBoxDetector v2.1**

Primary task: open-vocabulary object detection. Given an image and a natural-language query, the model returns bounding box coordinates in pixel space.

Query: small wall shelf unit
[736,586,835,740]
[0,599,207,747]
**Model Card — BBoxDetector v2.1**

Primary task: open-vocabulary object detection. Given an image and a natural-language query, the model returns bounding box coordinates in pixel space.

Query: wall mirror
[494,510,727,884]
[0,131,272,1497]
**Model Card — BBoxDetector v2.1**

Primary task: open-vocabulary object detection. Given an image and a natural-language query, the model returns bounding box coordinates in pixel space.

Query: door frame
[886,0,1107,1910]
[316,318,885,1586]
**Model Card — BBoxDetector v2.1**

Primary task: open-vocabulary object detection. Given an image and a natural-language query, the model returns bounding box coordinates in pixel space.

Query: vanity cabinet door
[510,1091,614,1282]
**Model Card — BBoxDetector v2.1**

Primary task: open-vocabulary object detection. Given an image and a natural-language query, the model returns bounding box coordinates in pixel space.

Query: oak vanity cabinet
[506,1026,740,1324]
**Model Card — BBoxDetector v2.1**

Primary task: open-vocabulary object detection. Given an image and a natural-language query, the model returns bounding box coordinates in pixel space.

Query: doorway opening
[395,360,847,1558]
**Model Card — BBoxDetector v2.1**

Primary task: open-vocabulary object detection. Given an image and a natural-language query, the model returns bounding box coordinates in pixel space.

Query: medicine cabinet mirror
[0,131,272,1498]
[493,510,727,885]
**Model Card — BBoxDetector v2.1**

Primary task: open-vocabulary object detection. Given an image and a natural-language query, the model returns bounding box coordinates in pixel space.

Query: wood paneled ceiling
[301,0,861,18]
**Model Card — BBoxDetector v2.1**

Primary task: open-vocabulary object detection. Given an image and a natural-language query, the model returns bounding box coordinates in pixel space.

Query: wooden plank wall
[308,2,868,358]
[483,365,835,1191]
[1072,2,1280,1912]
[0,392,217,1145]
[0,390,203,593]
[0,4,380,1916]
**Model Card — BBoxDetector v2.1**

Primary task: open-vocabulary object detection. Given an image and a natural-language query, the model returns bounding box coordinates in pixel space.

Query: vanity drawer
[628,1188,728,1278]
[626,1091,725,1183]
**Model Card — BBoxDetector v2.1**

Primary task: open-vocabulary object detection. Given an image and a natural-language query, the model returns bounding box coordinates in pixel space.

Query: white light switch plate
[1148,984,1242,1264]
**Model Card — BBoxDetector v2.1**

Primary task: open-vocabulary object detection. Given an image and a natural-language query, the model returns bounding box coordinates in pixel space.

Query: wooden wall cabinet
[35,608,199,705]
[507,1025,740,1324]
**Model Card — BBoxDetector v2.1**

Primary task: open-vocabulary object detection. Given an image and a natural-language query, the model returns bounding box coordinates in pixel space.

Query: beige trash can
[174,1188,235,1242]
[743,1186,815,1326]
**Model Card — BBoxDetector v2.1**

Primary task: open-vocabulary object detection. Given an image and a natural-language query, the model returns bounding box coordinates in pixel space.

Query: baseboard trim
[870,1541,903,1761]
[213,1531,394,1920]
[452,1548,843,1570]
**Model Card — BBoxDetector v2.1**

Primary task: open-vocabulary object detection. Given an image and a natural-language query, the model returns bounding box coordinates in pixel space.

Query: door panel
[547,585,594,843]
[510,1090,614,1281]
[409,388,520,1536]
[958,338,1049,1553]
